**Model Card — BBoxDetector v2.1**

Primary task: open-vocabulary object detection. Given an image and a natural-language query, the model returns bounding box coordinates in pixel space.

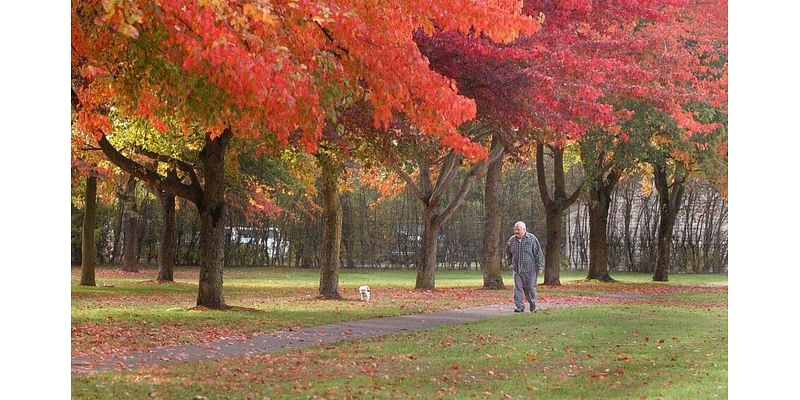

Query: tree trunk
[481,136,504,289]
[341,193,356,269]
[416,207,440,290]
[80,175,98,286]
[318,155,343,299]
[300,242,316,269]
[195,132,230,309]
[135,197,152,264]
[97,131,230,309]
[536,143,584,285]
[621,181,637,271]
[405,144,504,290]
[156,184,177,282]
[121,175,139,272]
[111,194,124,264]
[652,163,686,282]
[543,210,564,284]
[586,169,620,281]
[587,196,612,281]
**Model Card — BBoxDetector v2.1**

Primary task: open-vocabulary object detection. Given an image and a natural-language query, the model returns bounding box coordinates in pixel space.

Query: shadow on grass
[189,305,268,313]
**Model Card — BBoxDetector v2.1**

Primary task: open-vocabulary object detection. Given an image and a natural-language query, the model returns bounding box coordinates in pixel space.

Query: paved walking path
[72,302,562,376]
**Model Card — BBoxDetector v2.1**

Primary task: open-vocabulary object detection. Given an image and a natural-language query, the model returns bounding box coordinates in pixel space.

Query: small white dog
[359,285,371,302]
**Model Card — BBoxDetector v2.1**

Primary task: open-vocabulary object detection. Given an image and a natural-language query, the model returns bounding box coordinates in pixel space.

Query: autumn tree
[577,0,727,281]
[534,142,585,284]
[620,102,727,281]
[629,1,728,282]
[579,130,626,281]
[392,124,505,290]
[533,0,727,282]
[335,107,508,290]
[72,0,537,307]
[72,121,116,286]
[425,19,606,284]
[418,0,710,285]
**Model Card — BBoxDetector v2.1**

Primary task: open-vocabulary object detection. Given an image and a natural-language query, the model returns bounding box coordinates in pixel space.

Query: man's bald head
[514,221,527,238]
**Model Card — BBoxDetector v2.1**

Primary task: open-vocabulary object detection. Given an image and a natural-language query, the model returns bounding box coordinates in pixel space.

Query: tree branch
[132,145,202,193]
[434,143,504,227]
[389,164,425,200]
[550,144,567,199]
[429,151,462,205]
[418,157,433,199]
[98,135,202,205]
[536,141,552,209]
[603,167,622,199]
[562,178,586,212]
[314,21,350,58]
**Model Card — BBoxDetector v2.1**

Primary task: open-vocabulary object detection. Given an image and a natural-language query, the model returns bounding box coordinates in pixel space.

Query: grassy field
[72,291,728,399]
[72,266,728,289]
[72,266,726,357]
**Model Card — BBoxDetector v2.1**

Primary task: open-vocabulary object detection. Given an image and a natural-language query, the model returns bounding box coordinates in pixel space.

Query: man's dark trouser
[513,269,539,311]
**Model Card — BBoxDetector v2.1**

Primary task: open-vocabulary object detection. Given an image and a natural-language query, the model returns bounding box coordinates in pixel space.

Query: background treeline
[71,162,727,274]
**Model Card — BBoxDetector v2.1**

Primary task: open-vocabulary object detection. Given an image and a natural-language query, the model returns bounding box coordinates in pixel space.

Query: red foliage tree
[416,0,727,283]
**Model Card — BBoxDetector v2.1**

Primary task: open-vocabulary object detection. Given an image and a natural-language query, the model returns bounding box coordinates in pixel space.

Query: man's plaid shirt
[506,232,544,273]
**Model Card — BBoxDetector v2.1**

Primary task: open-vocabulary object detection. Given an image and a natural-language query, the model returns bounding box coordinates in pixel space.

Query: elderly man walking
[506,221,545,312]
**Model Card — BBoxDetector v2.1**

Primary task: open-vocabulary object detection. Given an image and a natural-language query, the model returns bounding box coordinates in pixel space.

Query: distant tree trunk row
[563,176,727,273]
[72,164,727,274]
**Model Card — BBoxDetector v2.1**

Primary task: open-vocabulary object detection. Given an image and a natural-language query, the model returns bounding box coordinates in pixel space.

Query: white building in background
[228,226,289,257]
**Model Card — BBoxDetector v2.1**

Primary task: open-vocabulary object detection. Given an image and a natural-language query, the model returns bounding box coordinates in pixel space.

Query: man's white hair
[514,221,527,230]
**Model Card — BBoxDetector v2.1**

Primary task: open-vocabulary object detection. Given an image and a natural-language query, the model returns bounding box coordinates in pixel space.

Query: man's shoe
[530,304,537,312]
[513,308,524,313]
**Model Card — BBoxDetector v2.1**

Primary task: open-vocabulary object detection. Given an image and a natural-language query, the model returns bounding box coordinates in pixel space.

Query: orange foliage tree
[71,0,538,308]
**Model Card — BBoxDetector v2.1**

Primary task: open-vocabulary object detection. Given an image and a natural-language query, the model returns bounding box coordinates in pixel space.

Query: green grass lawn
[72,266,727,289]
[72,291,728,399]
[72,266,726,356]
